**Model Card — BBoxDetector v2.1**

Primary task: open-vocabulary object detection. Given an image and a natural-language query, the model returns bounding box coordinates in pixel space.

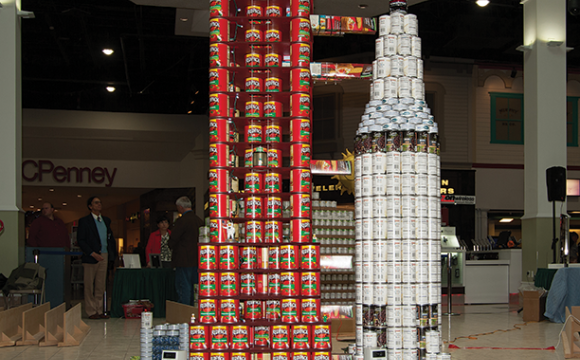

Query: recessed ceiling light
[102,48,114,56]
[358,4,368,9]
[38,197,42,201]
[49,188,54,192]
[476,0,489,6]
[37,209,41,211]
[499,218,513,223]
[62,202,67,206]
[179,17,189,22]
[187,110,193,114]
[106,86,116,92]
[29,205,34,208]
[77,194,82,198]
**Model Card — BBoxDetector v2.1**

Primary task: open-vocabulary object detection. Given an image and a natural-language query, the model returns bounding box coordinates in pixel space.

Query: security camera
[570,0,580,16]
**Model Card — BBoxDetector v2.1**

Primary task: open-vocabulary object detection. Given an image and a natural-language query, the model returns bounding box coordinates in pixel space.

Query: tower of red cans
[200,0,331,360]
[353,1,446,360]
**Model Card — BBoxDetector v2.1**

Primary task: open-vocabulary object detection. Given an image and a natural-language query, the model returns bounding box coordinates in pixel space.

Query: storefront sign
[440,195,476,205]
[22,160,118,187]
[313,184,343,192]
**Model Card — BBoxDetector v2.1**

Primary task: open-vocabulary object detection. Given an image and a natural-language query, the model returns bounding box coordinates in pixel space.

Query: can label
[280,245,298,269]
[254,325,270,347]
[245,173,262,192]
[199,299,218,324]
[265,53,280,67]
[264,101,281,117]
[264,173,281,193]
[271,325,290,349]
[219,272,238,297]
[246,5,262,16]
[266,5,282,16]
[266,197,282,218]
[265,77,282,92]
[293,352,310,360]
[209,43,229,68]
[265,125,281,142]
[220,299,239,323]
[280,272,299,296]
[266,299,281,321]
[246,102,262,118]
[290,119,311,142]
[301,298,320,322]
[291,169,311,192]
[240,246,258,269]
[292,325,310,349]
[209,0,227,17]
[265,30,281,42]
[209,69,228,92]
[244,221,263,244]
[199,245,218,270]
[246,53,262,67]
[291,144,311,167]
[246,77,262,92]
[300,245,319,269]
[300,272,319,296]
[292,18,311,42]
[291,94,311,117]
[239,273,256,296]
[246,29,262,42]
[209,18,228,42]
[209,219,230,243]
[219,245,237,269]
[209,353,228,360]
[231,325,250,350]
[267,149,281,168]
[312,325,331,349]
[245,125,262,142]
[268,273,281,295]
[291,219,311,243]
[199,272,218,297]
[244,299,262,320]
[291,69,310,92]
[190,325,209,350]
[265,221,282,243]
[292,0,311,16]
[244,149,254,167]
[245,197,262,218]
[268,246,280,269]
[210,325,229,350]
[292,194,311,218]
[231,354,249,360]
[272,352,290,360]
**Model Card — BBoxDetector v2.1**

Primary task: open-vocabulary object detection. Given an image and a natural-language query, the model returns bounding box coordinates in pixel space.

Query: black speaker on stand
[546,166,567,263]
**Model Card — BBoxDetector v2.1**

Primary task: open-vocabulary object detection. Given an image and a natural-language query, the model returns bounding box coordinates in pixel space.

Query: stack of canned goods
[141,328,153,360]
[353,1,443,359]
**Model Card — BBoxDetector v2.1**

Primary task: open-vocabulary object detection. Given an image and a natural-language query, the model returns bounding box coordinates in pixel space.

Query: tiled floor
[0,304,568,360]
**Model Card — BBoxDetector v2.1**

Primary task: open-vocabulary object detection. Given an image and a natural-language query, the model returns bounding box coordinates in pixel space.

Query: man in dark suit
[77,196,117,319]
[169,196,203,306]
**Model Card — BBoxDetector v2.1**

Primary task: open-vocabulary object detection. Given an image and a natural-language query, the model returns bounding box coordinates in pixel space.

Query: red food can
[291,194,311,218]
[244,172,263,193]
[210,353,229,360]
[280,272,300,296]
[244,149,254,167]
[264,101,283,117]
[291,18,311,42]
[290,169,311,193]
[300,245,319,269]
[291,93,311,117]
[290,119,311,143]
[209,93,230,117]
[245,196,263,219]
[190,352,210,360]
[219,272,239,297]
[265,299,281,321]
[265,29,282,42]
[239,272,256,296]
[210,0,229,17]
[231,325,251,350]
[272,325,290,350]
[240,246,258,271]
[280,245,299,269]
[246,52,263,67]
[266,5,282,17]
[291,325,310,349]
[254,325,270,347]
[246,101,263,118]
[290,43,311,67]
[244,299,263,320]
[245,221,263,243]
[218,245,238,269]
[245,124,263,142]
[231,353,249,360]
[265,77,282,92]
[268,246,280,269]
[281,298,300,323]
[219,298,240,323]
[209,194,229,218]
[209,18,230,42]
[266,196,283,219]
[264,173,281,193]
[264,52,281,69]
[209,43,231,67]
[209,118,230,143]
[245,29,262,42]
[293,352,310,360]
[209,143,229,167]
[290,0,311,17]
[291,69,311,92]
[209,219,232,243]
[210,325,230,350]
[301,298,320,323]
[300,272,320,296]
[209,68,229,92]
[246,5,262,16]
[190,325,209,350]
[209,169,229,193]
[291,219,311,243]
[267,148,282,168]
[199,272,219,297]
[273,353,290,360]
[245,77,263,92]
[290,143,311,167]
[268,273,281,295]
[264,125,281,143]
[265,220,283,243]
[199,299,218,324]
[312,326,331,350]
[199,245,218,270]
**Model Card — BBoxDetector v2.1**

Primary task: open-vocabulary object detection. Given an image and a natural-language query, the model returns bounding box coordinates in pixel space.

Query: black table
[534,268,558,290]
[111,268,177,318]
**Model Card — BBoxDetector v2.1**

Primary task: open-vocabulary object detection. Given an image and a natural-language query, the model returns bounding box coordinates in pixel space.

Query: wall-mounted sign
[22,160,118,187]
[441,195,476,205]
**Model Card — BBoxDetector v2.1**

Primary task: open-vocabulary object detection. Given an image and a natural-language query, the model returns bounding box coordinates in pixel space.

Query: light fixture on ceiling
[499,218,514,223]
[547,40,564,47]
[29,205,34,208]
[179,17,189,22]
[106,86,116,92]
[38,197,42,201]
[77,194,82,198]
[476,0,489,6]
[516,44,532,52]
[49,188,54,192]
[102,48,114,56]
[62,202,67,206]
[17,10,35,18]
[358,4,368,9]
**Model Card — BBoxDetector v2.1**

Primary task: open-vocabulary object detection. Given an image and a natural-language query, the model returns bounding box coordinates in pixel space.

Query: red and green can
[254,325,270,347]
[218,245,238,270]
[271,325,290,350]
[300,272,320,296]
[244,196,262,219]
[245,28,262,42]
[291,194,311,218]
[210,325,229,350]
[245,101,263,118]
[301,298,320,323]
[244,221,263,243]
[209,143,229,167]
[290,169,311,193]
[268,273,281,295]
[240,246,258,269]
[265,125,281,142]
[265,220,282,243]
[189,324,209,350]
[267,148,282,168]
[245,77,263,92]
[265,299,281,321]
[209,168,229,193]
[245,124,263,142]
[209,43,230,68]
[291,18,311,42]
[219,299,239,323]
[209,219,229,243]
[280,245,299,269]
[280,272,300,296]
[291,325,310,349]
[290,0,311,17]
[219,272,239,297]
[265,77,282,92]
[209,93,230,118]
[209,0,229,17]
[265,53,280,67]
[239,273,256,296]
[246,53,262,67]
[209,18,230,42]
[209,68,229,92]
[264,172,281,193]
[231,325,251,350]
[199,272,219,297]
[265,29,281,42]
[209,118,230,143]
[199,245,218,270]
[199,299,218,324]
[290,119,311,143]
[290,93,311,117]
[244,299,263,320]
[266,196,283,219]
[209,194,229,218]
[290,68,311,92]
[290,43,311,67]
[290,143,311,167]
[244,172,263,193]
[291,219,311,243]
[300,245,319,269]
[312,326,331,350]
[281,298,300,323]
[264,101,282,117]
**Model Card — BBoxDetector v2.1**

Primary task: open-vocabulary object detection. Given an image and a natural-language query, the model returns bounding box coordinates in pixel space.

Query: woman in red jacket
[146,216,172,268]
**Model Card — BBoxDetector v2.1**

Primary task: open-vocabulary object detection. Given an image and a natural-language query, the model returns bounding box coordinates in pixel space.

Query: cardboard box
[522,290,547,322]
[166,300,198,324]
[562,306,580,358]
[331,317,355,341]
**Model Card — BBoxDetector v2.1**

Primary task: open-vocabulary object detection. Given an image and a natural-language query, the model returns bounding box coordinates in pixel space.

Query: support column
[0,0,25,276]
[521,0,567,280]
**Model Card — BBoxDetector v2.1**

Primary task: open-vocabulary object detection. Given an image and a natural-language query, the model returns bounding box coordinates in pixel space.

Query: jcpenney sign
[23,160,118,187]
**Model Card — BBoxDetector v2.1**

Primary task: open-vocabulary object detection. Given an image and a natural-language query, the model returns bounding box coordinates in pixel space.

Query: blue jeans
[175,267,197,306]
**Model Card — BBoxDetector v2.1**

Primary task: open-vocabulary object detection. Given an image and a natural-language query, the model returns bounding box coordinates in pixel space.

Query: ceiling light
[29,205,34,208]
[179,17,189,22]
[49,188,54,192]
[499,218,513,223]
[102,48,114,56]
[77,194,82,198]
[62,202,67,206]
[358,4,368,9]
[547,40,563,47]
[187,110,193,114]
[38,197,42,201]
[476,0,489,6]
[106,86,116,92]
[516,44,532,52]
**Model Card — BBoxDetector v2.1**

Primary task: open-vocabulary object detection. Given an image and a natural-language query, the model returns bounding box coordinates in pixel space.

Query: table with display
[111,268,177,318]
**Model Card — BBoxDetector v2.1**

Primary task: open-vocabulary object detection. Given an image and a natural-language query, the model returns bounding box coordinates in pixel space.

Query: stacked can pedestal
[354,1,443,359]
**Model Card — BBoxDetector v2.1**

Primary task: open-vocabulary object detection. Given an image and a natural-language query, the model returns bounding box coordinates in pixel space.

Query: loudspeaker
[546,166,567,202]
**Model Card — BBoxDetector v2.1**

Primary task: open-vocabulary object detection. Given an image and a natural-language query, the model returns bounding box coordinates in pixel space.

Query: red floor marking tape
[448,344,556,351]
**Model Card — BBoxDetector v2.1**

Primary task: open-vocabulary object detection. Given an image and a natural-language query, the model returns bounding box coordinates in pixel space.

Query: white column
[521,0,567,275]
[0,0,25,275]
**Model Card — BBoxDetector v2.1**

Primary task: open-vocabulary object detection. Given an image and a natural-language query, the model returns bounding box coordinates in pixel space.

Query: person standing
[169,196,203,306]
[77,196,117,319]
[145,216,172,268]
[27,203,69,248]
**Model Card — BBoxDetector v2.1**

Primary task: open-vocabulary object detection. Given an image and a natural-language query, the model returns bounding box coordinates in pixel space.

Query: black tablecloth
[534,268,558,290]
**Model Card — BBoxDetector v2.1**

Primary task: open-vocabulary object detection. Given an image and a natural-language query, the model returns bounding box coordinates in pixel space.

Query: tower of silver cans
[353,1,443,359]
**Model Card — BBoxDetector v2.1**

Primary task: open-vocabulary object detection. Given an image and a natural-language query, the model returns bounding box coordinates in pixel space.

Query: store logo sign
[22,160,117,187]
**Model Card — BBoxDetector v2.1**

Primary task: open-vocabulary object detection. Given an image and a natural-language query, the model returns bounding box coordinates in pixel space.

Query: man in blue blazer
[77,196,117,319]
